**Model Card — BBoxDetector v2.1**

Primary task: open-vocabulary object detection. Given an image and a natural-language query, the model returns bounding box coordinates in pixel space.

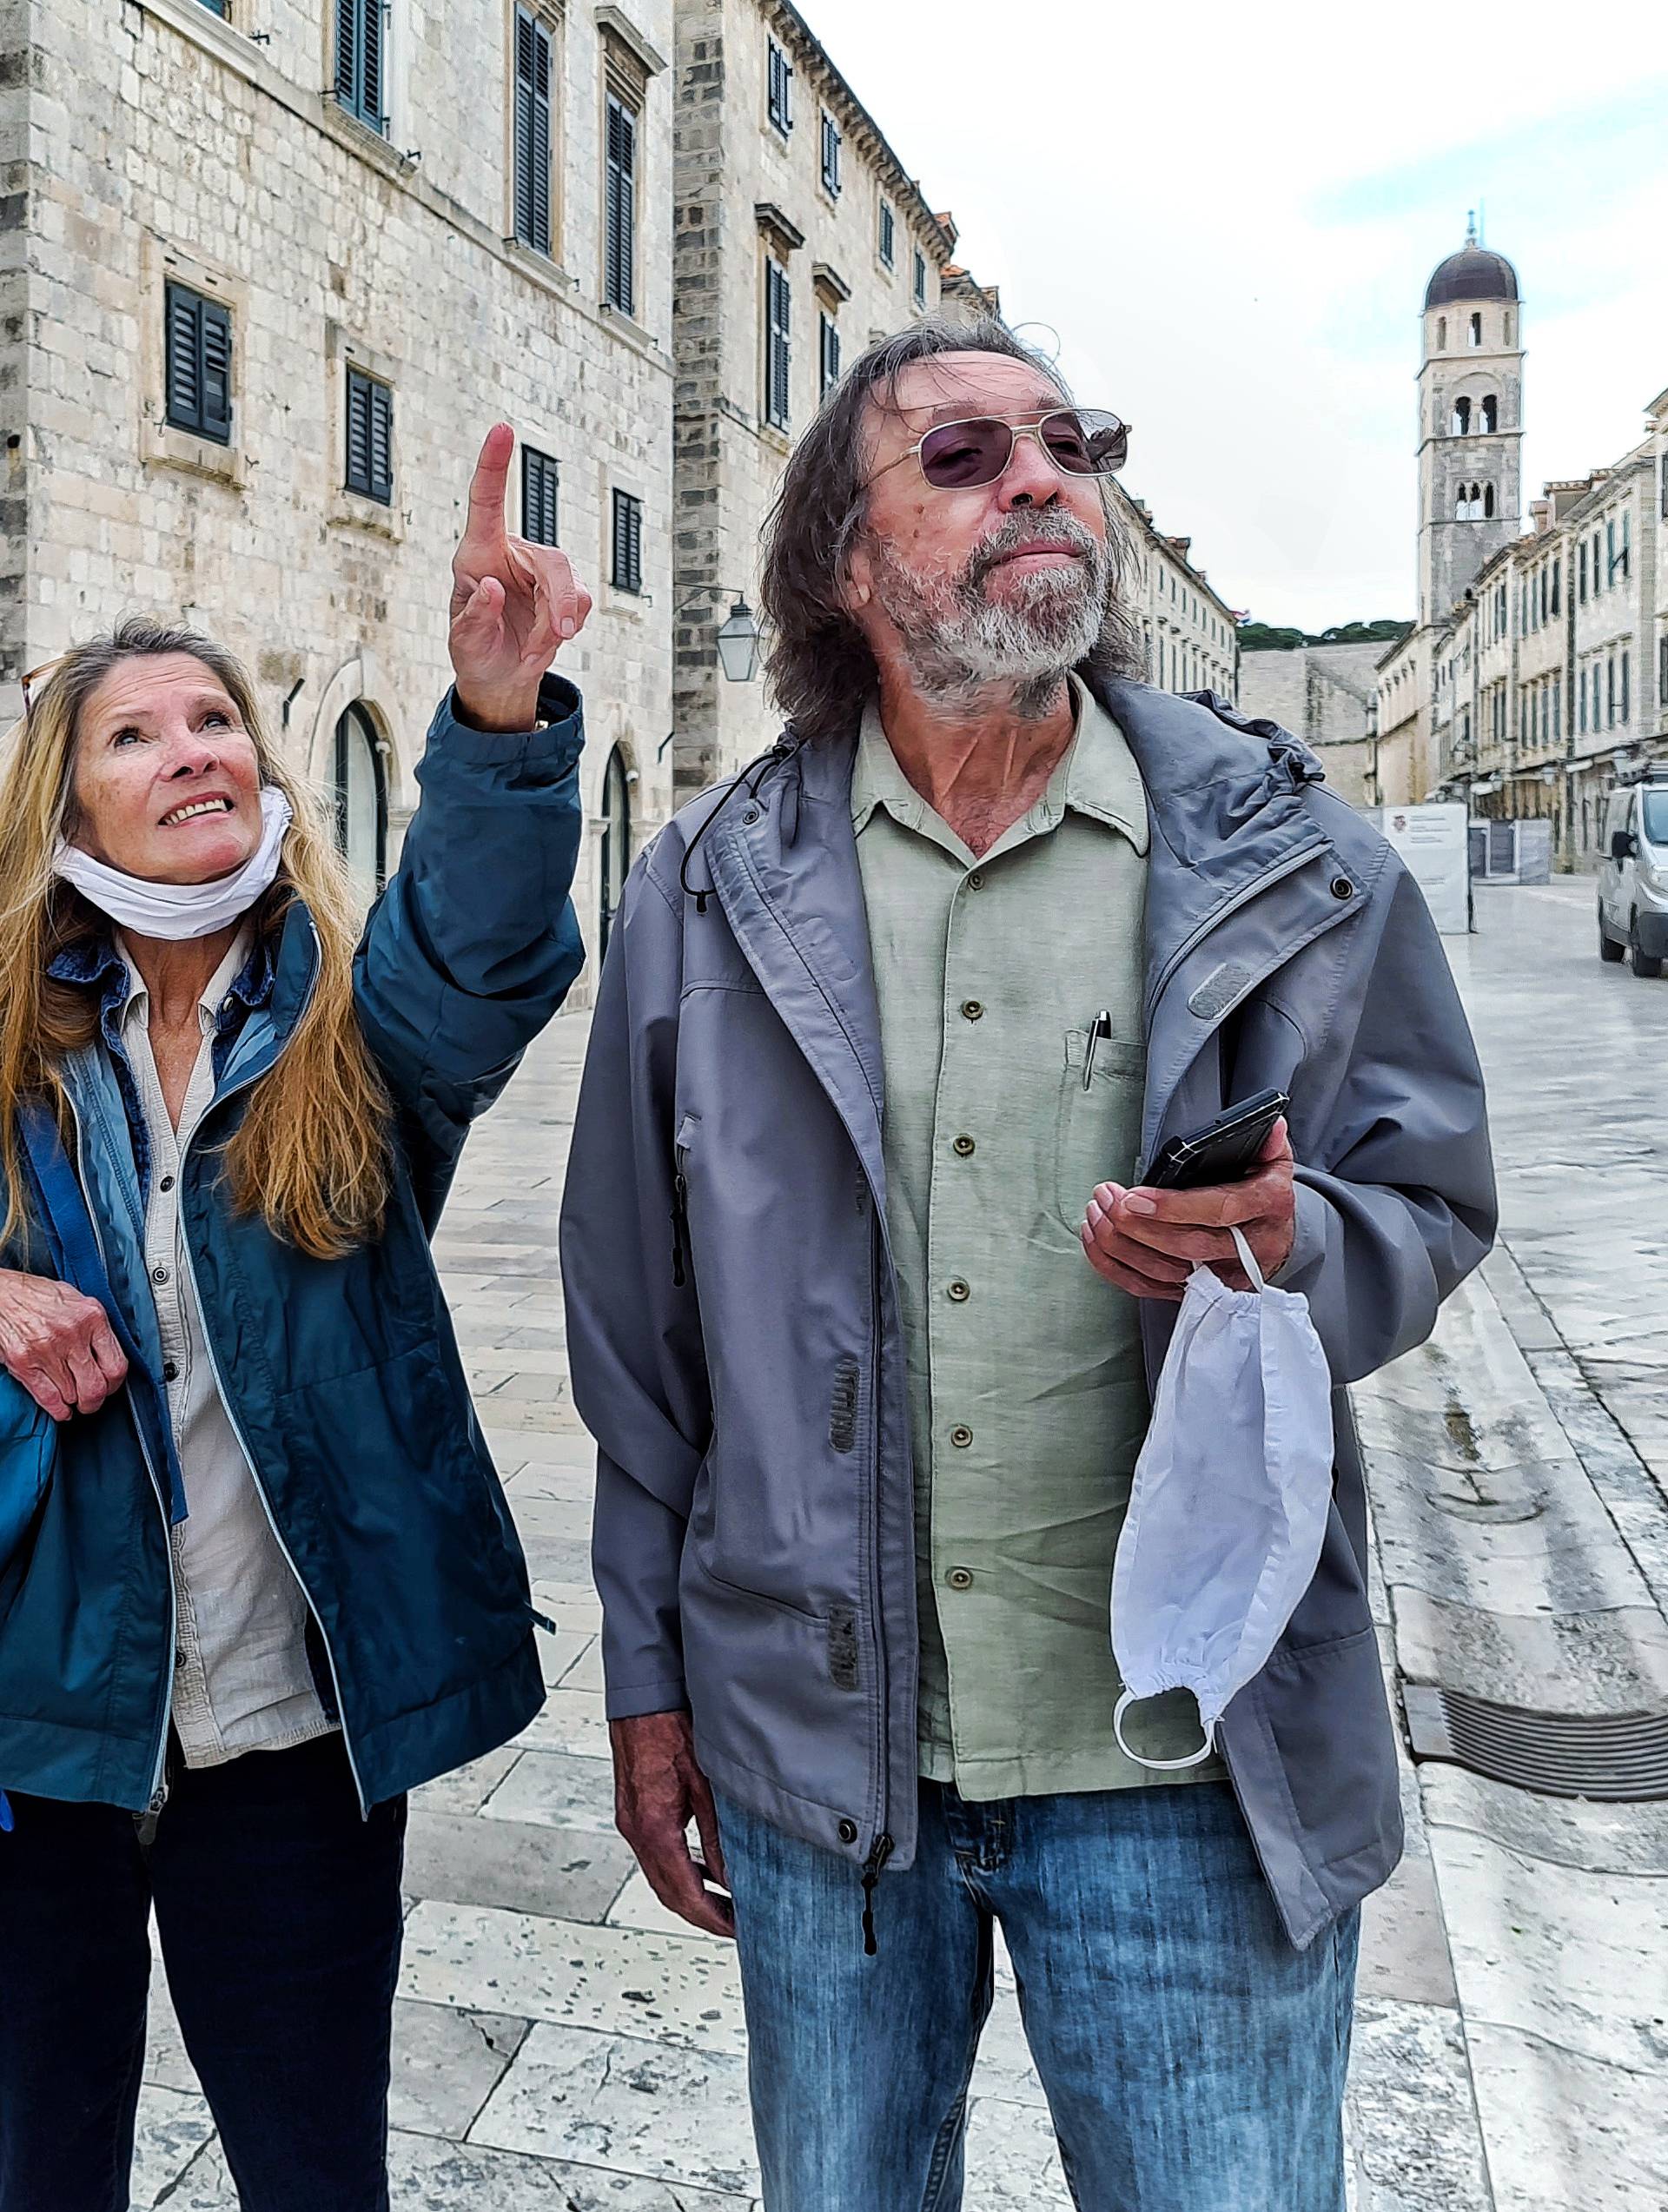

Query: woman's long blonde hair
[0,619,391,1261]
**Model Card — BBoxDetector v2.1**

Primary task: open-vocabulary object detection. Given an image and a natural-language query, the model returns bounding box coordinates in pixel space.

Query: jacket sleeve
[353,676,586,1222]
[559,852,711,1720]
[1277,857,1497,1382]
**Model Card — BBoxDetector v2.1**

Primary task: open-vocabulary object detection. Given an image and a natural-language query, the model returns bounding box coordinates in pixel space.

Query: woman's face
[70,654,265,884]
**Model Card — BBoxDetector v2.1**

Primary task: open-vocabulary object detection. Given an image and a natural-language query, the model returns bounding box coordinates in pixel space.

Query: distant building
[1374,224,1666,863]
[1237,642,1387,805]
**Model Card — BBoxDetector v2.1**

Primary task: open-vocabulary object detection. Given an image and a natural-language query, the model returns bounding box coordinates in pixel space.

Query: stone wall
[1235,640,1386,805]
[12,0,677,1003]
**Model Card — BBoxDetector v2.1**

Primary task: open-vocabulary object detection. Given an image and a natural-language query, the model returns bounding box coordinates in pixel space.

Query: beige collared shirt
[852,679,1228,1797]
[116,929,334,1770]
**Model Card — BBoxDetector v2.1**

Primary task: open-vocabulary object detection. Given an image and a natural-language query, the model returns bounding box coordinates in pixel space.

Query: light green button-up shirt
[853,679,1228,1798]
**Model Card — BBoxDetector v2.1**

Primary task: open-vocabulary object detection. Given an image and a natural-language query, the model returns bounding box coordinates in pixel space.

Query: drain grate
[1402,1686,1668,1801]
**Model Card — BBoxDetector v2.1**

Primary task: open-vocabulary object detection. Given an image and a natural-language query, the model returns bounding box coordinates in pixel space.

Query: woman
[0,425,591,2211]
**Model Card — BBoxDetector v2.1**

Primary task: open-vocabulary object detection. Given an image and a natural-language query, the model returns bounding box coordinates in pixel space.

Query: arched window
[1480,394,1497,434]
[1483,482,1495,519]
[1451,396,1471,436]
[1436,316,1447,350]
[1468,313,1481,348]
[599,745,632,959]
[332,703,387,903]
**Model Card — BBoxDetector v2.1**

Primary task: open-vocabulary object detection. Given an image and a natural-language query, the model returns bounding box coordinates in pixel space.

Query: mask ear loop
[1113,1689,1219,1770]
[1228,1223,1265,1291]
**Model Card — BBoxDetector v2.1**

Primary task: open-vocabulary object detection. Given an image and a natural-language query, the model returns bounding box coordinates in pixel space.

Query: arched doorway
[333,703,387,903]
[599,745,632,959]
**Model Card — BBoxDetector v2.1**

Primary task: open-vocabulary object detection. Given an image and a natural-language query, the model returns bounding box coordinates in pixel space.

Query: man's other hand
[610,1711,735,1939]
[1080,1119,1297,1301]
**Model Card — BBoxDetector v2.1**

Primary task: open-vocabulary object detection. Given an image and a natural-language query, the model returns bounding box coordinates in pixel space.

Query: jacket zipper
[1143,838,1330,1027]
[670,1171,690,1288]
[63,1089,177,1819]
[857,1212,892,1952]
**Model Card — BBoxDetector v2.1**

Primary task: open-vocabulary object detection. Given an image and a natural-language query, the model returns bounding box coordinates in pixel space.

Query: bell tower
[1417,215,1523,626]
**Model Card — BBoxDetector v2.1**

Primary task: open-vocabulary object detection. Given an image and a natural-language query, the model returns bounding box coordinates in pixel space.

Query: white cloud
[812,0,1668,626]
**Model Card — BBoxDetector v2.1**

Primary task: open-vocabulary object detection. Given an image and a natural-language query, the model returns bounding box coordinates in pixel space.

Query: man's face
[846,353,1114,706]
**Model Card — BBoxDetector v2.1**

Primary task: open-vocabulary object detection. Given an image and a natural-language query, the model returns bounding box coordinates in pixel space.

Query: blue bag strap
[16,1099,188,1524]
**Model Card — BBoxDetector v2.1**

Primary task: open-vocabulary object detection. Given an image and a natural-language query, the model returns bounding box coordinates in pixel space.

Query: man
[560,320,1494,2210]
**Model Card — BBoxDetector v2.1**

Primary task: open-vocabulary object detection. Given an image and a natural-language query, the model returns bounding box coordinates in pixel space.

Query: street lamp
[714,598,761,685]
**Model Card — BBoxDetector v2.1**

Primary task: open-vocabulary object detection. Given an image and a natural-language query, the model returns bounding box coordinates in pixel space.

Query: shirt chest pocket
[1053,1026,1145,1234]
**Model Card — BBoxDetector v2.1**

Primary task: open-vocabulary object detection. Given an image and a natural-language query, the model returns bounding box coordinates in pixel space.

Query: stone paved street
[131,882,1668,2209]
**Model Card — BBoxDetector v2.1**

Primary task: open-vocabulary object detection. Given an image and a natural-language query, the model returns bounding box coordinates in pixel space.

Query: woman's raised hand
[448,424,593,733]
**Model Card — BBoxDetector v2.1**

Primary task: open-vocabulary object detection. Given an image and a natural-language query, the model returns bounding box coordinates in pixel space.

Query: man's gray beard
[867,514,1114,720]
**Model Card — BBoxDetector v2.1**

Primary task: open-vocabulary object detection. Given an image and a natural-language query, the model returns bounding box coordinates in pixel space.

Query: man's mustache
[965,513,1099,587]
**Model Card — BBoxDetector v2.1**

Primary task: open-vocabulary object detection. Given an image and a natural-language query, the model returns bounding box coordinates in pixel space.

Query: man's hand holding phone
[1080,1119,1297,1301]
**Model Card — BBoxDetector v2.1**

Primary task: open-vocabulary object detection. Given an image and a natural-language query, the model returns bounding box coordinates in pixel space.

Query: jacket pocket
[1054,1027,1144,1232]
[0,1374,56,1622]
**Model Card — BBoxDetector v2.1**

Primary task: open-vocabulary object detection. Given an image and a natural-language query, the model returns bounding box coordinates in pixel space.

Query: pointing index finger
[461,423,515,552]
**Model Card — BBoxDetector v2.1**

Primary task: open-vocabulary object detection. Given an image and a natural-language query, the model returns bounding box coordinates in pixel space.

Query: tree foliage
[1238,619,1413,653]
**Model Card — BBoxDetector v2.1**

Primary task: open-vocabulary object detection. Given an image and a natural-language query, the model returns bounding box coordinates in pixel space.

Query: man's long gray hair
[759,317,1145,743]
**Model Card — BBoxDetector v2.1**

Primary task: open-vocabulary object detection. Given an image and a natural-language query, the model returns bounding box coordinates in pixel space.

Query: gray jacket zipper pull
[671,1173,691,1288]
[859,1832,894,1956]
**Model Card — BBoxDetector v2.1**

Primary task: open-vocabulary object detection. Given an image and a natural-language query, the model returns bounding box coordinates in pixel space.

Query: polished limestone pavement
[129,880,1667,2209]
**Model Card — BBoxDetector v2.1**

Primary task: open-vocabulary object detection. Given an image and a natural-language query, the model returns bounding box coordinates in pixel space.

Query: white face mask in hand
[1110,1225,1335,1771]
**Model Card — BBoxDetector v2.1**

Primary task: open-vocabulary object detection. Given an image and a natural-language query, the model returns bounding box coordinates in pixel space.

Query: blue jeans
[0,1735,406,2212]
[718,1779,1359,2212]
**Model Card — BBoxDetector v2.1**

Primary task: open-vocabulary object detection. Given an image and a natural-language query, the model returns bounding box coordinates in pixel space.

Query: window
[1607,657,1616,727]
[1660,634,1668,711]
[1594,527,1604,591]
[334,0,386,133]
[1539,567,1548,625]
[197,0,228,11]
[1483,482,1495,519]
[610,489,642,593]
[1552,674,1560,740]
[344,368,393,503]
[1620,511,1632,579]
[1661,454,1668,522]
[912,247,927,310]
[1579,541,1588,601]
[520,444,559,546]
[1480,394,1498,433]
[604,93,638,317]
[164,283,232,445]
[818,310,840,399]
[1551,559,1560,617]
[1620,650,1630,724]
[1452,397,1471,436]
[820,110,841,197]
[513,9,554,257]
[767,39,793,136]
[332,703,387,901]
[878,199,896,269]
[1436,316,1446,350]
[1579,666,1588,734]
[1468,312,1481,347]
[764,257,791,429]
[1605,517,1616,583]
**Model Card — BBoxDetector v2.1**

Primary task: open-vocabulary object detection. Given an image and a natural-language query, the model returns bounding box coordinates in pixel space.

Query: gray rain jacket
[560,676,1496,1950]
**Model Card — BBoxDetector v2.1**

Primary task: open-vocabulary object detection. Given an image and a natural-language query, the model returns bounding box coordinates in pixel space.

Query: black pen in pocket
[1083,1009,1113,1089]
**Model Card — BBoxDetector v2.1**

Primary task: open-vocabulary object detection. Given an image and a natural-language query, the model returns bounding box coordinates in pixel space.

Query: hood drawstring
[678,732,806,915]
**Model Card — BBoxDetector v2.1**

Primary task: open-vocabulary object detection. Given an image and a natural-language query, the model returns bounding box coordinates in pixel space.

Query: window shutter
[606,96,637,316]
[611,490,642,592]
[522,447,559,545]
[362,0,384,127]
[336,0,359,107]
[766,262,791,428]
[368,379,393,501]
[529,21,552,257]
[346,371,372,494]
[165,285,202,430]
[200,299,232,440]
[514,11,552,255]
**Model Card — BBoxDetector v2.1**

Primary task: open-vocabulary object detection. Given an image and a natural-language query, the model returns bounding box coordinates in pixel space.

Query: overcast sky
[818,0,1668,630]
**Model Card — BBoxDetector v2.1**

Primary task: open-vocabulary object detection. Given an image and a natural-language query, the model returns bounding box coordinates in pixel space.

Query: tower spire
[1466,208,1478,246]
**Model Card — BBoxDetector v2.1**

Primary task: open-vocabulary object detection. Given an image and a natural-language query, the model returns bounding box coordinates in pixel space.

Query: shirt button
[946,1279,970,1302]
[151,1265,169,1286]
[162,1361,179,1382]
[159,1175,175,1193]
[946,1566,975,1591]
[950,1425,974,1449]
[837,1818,859,1845]
[952,1135,976,1158]
[174,1648,188,1670]
[968,871,985,890]
[961,999,984,1022]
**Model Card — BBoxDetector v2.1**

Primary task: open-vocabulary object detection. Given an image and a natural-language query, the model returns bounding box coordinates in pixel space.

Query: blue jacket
[0,679,585,1814]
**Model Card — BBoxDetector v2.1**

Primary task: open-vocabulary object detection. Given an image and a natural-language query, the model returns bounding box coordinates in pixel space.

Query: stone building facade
[1235,639,1388,806]
[3,0,677,997]
[1376,227,1666,862]
[1119,498,1239,705]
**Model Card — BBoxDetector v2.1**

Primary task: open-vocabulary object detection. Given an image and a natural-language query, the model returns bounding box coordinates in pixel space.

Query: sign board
[1373,802,1470,935]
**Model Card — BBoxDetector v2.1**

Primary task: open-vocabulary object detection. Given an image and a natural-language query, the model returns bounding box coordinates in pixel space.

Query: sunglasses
[20,657,66,718]
[873,407,1131,493]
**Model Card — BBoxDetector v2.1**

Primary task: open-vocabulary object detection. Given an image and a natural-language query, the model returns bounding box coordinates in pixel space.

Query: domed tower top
[1425,215,1519,310]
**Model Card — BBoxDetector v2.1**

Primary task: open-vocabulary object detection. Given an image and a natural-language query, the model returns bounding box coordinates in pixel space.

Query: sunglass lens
[919,418,1012,489]
[1044,410,1128,475]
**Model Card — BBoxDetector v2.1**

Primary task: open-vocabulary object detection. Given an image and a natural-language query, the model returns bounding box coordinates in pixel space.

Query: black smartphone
[1148,1089,1291,1192]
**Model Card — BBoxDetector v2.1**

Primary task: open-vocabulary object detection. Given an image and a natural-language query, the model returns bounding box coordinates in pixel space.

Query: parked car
[1598,768,1668,977]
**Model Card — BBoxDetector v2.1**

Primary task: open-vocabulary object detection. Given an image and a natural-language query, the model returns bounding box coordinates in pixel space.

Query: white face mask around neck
[53,786,294,943]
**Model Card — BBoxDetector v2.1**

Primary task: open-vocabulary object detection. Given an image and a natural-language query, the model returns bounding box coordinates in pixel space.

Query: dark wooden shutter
[335,0,359,106]
[346,369,393,503]
[612,491,641,592]
[336,0,384,129]
[514,10,552,255]
[165,285,201,431]
[766,262,791,428]
[200,298,232,441]
[606,96,637,315]
[522,447,559,545]
[362,0,383,127]
[368,379,392,501]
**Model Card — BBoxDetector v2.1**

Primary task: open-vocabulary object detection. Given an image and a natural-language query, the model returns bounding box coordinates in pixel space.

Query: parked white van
[1598,768,1668,977]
